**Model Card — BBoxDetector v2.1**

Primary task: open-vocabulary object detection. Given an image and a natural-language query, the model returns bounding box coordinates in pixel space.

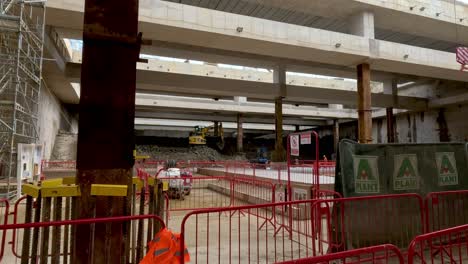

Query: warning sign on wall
[300,133,311,145]
[290,135,299,156]
[353,155,379,194]
[393,154,419,191]
[436,152,458,186]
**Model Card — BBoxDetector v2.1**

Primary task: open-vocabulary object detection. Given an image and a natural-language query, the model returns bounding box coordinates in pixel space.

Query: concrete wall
[38,85,78,159]
[372,105,468,144]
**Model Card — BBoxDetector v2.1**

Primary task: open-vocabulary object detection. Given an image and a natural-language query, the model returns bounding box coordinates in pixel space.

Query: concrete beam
[135,119,312,132]
[45,0,468,82]
[66,62,428,110]
[135,110,327,126]
[429,93,468,108]
[238,0,468,46]
[135,94,353,119]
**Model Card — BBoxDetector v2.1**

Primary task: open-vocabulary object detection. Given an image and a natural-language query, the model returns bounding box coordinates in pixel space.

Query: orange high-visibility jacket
[140,228,190,264]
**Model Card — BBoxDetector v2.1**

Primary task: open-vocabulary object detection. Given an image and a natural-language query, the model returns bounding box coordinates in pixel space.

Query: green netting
[336,139,468,197]
[332,140,468,250]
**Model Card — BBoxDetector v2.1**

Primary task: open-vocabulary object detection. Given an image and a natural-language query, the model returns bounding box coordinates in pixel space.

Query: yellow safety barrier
[23,184,41,198]
[41,178,63,187]
[91,184,128,197]
[42,185,81,197]
[62,176,76,185]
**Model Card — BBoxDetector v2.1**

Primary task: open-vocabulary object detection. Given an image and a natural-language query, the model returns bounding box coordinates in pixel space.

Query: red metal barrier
[9,195,27,259]
[158,176,276,212]
[159,176,232,212]
[179,199,318,264]
[41,160,76,170]
[316,189,342,200]
[0,214,165,263]
[425,190,468,233]
[408,223,468,264]
[312,194,425,256]
[287,131,320,198]
[276,244,404,264]
[0,199,9,261]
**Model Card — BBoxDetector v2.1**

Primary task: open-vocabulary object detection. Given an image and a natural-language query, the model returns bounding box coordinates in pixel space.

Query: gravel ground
[137,145,246,161]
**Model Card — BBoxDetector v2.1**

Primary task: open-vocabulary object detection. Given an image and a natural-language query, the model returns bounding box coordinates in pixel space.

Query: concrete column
[349,11,375,38]
[333,120,340,154]
[273,65,286,162]
[329,104,343,110]
[237,113,243,152]
[75,0,138,262]
[357,63,372,144]
[234,96,247,103]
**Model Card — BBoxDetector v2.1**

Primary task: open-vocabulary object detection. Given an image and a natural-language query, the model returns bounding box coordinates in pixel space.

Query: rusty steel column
[273,97,286,161]
[333,120,340,154]
[386,108,395,143]
[357,63,372,144]
[273,65,286,162]
[237,114,243,152]
[74,0,139,263]
[213,121,219,137]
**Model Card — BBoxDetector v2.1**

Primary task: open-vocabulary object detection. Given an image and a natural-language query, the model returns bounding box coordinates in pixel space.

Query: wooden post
[74,0,139,263]
[64,197,71,264]
[154,181,164,233]
[51,197,63,264]
[20,196,33,264]
[136,186,145,262]
[357,63,372,144]
[30,193,42,263]
[39,197,52,264]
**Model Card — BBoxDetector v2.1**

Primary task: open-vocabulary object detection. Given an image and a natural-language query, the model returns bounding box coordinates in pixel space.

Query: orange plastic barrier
[140,228,189,264]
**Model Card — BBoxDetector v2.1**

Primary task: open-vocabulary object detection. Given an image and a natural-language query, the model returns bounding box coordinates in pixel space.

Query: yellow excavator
[189,122,225,150]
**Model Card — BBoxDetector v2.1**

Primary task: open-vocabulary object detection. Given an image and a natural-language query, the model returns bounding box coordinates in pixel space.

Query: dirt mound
[136,145,246,161]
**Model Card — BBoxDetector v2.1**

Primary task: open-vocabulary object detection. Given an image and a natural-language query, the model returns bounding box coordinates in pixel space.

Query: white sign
[300,133,311,145]
[436,152,458,186]
[353,155,380,194]
[275,188,285,202]
[290,135,300,156]
[393,154,419,191]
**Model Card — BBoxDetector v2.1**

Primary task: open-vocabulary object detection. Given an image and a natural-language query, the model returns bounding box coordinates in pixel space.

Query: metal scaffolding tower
[0,0,45,198]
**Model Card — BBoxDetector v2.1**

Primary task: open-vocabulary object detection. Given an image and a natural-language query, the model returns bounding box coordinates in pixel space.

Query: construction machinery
[189,122,225,150]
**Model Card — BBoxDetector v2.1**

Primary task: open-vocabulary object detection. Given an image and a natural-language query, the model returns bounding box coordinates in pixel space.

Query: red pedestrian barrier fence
[312,194,425,255]
[159,176,232,212]
[276,244,405,264]
[425,190,468,233]
[179,200,318,264]
[41,160,76,170]
[0,214,165,263]
[0,199,9,261]
[158,176,275,215]
[408,223,468,264]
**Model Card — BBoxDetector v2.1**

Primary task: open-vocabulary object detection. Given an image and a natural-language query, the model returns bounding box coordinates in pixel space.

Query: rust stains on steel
[74,0,140,263]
